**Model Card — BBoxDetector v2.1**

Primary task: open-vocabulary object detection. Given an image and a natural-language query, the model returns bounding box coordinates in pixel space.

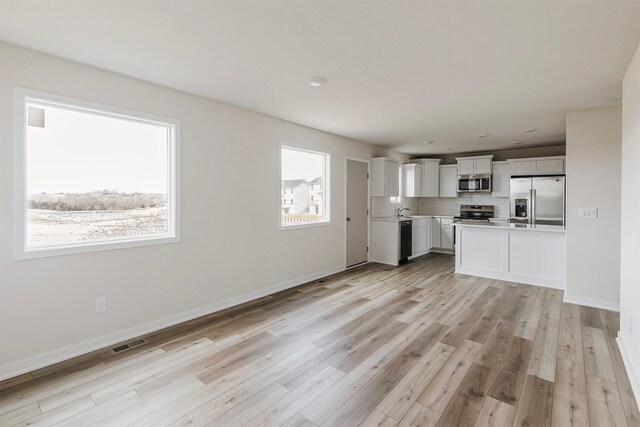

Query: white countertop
[455,221,565,233]
[372,216,413,222]
[372,214,454,222]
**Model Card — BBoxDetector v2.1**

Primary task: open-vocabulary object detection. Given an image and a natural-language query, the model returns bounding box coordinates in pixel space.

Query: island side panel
[455,225,565,289]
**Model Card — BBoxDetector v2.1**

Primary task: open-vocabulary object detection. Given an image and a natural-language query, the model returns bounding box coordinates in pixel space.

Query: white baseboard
[429,249,454,255]
[562,293,620,312]
[0,265,345,381]
[617,333,640,412]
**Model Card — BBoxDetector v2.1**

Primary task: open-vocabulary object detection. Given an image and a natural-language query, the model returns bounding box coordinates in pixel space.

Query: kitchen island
[455,222,566,289]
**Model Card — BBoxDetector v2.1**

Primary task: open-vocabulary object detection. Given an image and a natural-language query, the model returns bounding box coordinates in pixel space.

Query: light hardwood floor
[1,254,638,426]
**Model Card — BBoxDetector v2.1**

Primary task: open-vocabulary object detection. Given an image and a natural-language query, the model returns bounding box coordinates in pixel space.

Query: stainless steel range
[454,205,494,223]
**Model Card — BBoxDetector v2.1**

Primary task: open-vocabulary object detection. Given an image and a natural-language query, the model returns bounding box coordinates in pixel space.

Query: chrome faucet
[396,207,410,217]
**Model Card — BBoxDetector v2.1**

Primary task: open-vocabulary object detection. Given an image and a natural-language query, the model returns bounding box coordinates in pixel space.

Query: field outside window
[15,89,179,258]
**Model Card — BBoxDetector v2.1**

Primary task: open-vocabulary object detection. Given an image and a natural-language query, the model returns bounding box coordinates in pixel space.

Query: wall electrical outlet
[96,297,107,314]
[578,208,598,219]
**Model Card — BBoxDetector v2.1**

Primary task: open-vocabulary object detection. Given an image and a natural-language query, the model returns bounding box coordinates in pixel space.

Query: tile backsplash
[371,196,418,218]
[372,194,508,218]
[418,194,510,218]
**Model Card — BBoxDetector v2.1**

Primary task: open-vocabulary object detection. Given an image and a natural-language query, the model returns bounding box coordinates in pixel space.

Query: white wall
[0,43,408,378]
[619,42,640,408]
[565,107,622,310]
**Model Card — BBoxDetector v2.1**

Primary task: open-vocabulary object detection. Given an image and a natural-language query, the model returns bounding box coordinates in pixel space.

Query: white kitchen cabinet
[536,158,564,174]
[474,157,493,174]
[456,155,493,175]
[429,216,454,251]
[411,218,427,255]
[508,156,565,176]
[402,164,422,197]
[430,218,441,249]
[371,220,400,266]
[409,159,441,197]
[511,160,536,175]
[371,158,401,196]
[440,218,454,250]
[491,161,511,198]
[457,159,475,175]
[439,165,458,197]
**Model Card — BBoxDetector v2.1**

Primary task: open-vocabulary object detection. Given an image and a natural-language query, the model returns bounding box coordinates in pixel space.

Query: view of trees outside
[281,147,328,225]
[26,103,171,247]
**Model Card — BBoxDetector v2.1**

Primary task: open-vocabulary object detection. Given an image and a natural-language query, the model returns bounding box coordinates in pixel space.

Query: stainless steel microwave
[457,174,492,193]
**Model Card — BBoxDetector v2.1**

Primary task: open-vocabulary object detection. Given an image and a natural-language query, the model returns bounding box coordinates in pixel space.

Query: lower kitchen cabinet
[430,217,454,252]
[440,218,454,250]
[372,216,452,265]
[411,217,428,256]
[430,217,441,249]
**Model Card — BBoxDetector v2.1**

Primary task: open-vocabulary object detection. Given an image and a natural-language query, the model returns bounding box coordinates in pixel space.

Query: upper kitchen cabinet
[371,157,401,196]
[508,156,565,175]
[402,163,422,197]
[456,155,494,175]
[409,158,441,197]
[491,161,511,198]
[536,157,565,174]
[439,165,458,197]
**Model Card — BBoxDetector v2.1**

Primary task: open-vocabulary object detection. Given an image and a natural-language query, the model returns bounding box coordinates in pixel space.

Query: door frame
[344,156,371,269]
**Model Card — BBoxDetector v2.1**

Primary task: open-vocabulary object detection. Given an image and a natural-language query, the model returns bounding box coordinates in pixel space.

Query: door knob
[346,217,352,221]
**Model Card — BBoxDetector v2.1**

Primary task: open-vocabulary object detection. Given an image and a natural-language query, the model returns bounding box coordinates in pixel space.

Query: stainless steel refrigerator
[510,176,565,226]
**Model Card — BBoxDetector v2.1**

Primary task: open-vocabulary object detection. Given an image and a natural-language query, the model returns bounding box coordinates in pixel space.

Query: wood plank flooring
[1,254,638,426]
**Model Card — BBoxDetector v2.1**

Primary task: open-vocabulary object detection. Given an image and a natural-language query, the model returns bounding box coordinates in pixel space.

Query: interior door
[347,159,369,267]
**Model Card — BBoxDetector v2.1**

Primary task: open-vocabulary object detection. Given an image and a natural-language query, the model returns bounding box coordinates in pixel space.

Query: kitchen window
[280,145,330,228]
[14,88,180,259]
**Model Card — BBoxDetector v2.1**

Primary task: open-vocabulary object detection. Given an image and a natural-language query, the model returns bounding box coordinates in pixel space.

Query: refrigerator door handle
[531,189,536,225]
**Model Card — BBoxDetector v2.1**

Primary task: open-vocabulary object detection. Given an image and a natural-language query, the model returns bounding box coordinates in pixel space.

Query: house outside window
[280,146,330,227]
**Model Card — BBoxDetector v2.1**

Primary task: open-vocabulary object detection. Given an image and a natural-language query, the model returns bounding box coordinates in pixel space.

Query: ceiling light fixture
[523,128,537,133]
[511,140,524,145]
[477,134,490,138]
[308,77,327,87]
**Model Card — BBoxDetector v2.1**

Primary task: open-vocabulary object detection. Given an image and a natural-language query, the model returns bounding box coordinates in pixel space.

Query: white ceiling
[1,1,639,155]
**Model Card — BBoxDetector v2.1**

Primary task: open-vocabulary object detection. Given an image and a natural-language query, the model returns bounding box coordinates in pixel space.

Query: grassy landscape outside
[27,191,168,247]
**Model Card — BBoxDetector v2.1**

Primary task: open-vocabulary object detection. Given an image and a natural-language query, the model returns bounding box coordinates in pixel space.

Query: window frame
[279,144,331,230]
[13,87,181,260]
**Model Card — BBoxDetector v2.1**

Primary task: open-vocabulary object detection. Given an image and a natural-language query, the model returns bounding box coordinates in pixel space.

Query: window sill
[15,234,180,260]
[279,221,332,231]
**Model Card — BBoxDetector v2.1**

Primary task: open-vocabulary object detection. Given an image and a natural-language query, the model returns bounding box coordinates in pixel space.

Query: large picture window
[14,89,179,259]
[280,146,330,228]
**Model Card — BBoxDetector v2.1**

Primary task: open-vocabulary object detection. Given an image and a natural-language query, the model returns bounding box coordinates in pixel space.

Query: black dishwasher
[399,220,412,264]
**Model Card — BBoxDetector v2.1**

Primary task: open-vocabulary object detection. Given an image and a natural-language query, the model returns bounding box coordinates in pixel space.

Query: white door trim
[344,156,371,268]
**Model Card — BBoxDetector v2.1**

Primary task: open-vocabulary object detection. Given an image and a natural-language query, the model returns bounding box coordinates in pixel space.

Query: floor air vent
[111,338,147,354]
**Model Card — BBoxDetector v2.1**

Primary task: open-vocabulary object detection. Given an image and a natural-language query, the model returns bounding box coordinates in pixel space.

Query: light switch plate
[578,208,598,219]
